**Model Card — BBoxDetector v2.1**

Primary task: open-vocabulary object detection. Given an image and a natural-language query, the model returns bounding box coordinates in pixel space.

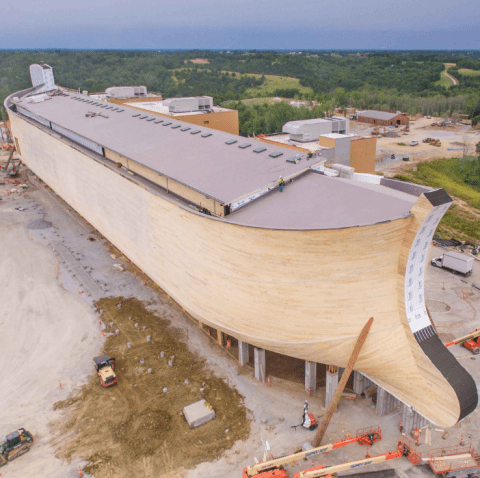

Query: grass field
[394,157,480,241]
[243,74,313,97]
[435,64,458,88]
[459,68,480,77]
[217,71,313,97]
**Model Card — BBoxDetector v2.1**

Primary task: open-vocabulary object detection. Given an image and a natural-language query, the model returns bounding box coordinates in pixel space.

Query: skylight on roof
[201,133,212,138]
[139,115,148,119]
[154,120,164,124]
[111,107,118,111]
[225,139,237,145]
[180,127,191,131]
[132,113,141,117]
[253,147,267,153]
[269,151,283,158]
[239,143,251,149]
[163,122,172,126]
[147,118,155,122]
[190,130,201,134]
[171,124,181,129]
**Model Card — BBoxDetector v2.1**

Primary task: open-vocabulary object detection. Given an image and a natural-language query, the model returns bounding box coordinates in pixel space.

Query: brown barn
[356,110,409,126]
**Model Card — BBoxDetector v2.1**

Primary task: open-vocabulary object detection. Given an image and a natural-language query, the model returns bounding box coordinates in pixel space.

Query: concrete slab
[183,399,215,428]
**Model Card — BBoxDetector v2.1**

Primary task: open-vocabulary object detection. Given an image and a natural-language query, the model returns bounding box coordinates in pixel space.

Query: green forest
[1,50,480,131]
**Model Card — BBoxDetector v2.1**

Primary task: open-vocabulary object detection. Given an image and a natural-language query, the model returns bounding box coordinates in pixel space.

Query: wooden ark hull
[7,106,477,428]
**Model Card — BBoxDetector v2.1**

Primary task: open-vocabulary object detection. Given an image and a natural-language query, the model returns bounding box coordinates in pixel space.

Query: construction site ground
[1,155,480,478]
[351,116,480,175]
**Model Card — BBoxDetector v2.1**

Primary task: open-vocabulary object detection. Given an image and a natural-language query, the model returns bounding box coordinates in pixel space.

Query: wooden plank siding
[8,110,471,428]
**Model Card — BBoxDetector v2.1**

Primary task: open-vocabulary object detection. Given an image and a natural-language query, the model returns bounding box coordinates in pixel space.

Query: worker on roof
[279,176,285,192]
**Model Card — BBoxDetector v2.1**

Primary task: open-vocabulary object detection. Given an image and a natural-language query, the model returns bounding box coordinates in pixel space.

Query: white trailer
[431,251,473,276]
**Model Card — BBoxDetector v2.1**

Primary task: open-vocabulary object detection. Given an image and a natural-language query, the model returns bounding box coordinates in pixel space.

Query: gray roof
[17,94,313,204]
[357,110,404,121]
[14,92,419,230]
[226,172,414,230]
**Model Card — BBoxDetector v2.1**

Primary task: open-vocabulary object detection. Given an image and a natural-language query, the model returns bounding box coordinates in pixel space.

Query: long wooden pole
[311,317,374,448]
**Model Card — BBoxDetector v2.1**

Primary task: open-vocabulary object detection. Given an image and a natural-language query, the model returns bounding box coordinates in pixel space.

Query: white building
[29,63,57,94]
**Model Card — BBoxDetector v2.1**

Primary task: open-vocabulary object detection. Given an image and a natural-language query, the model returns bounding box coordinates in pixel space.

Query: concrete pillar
[217,330,224,346]
[325,365,339,408]
[305,361,317,392]
[238,341,249,366]
[402,405,415,436]
[376,386,388,416]
[353,371,365,395]
[254,347,266,383]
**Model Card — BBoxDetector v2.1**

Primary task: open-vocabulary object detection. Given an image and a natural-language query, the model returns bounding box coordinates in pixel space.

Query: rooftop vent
[269,152,283,158]
[132,113,141,117]
[147,118,155,122]
[171,124,181,129]
[139,115,148,119]
[190,130,201,134]
[225,139,237,145]
[180,127,191,131]
[201,133,212,138]
[163,122,172,126]
[117,109,124,113]
[253,147,266,153]
[239,143,251,149]
[154,119,164,124]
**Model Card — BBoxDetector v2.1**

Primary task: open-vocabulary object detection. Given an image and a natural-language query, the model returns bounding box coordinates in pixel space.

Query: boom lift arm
[293,437,420,478]
[243,426,381,478]
[445,329,480,348]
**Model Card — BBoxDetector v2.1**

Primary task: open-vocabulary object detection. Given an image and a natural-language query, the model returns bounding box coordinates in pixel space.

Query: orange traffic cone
[365,447,370,458]
[79,465,83,477]
[59,381,63,390]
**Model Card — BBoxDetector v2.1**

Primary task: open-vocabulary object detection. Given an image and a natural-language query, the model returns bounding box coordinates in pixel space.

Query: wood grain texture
[8,110,473,428]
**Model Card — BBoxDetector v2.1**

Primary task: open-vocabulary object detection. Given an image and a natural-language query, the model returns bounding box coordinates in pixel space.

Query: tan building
[318,133,377,174]
[356,110,409,126]
[124,98,239,135]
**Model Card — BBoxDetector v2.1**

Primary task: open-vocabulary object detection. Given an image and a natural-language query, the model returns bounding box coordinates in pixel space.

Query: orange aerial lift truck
[243,425,381,478]
[425,443,480,478]
[445,329,480,355]
[293,436,421,478]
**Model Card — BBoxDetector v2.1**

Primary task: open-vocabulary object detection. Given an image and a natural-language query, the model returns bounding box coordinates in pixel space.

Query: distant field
[435,64,458,88]
[217,71,313,97]
[184,58,210,64]
[459,68,480,76]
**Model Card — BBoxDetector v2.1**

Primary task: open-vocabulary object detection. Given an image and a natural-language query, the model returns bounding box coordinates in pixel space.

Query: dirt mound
[51,297,250,477]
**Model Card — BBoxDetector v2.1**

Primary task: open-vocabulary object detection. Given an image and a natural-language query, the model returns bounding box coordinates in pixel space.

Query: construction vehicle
[425,443,480,477]
[410,140,419,146]
[94,355,117,387]
[445,329,480,355]
[293,436,420,478]
[1,143,14,151]
[432,139,442,147]
[423,138,433,143]
[0,428,34,467]
[242,425,381,478]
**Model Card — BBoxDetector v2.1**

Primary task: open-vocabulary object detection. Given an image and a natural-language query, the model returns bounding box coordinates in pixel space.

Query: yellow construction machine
[0,428,34,467]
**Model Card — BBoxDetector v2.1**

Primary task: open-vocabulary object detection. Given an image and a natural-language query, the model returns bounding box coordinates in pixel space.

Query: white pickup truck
[431,251,473,277]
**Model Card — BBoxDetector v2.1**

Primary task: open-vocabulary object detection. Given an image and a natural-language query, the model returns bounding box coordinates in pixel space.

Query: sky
[1,0,479,50]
